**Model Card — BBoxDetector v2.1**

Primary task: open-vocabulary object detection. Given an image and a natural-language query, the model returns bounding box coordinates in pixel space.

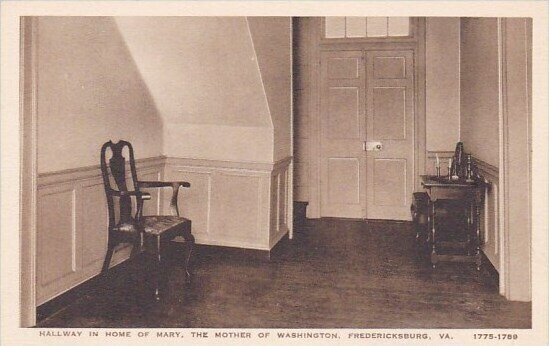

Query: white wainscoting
[270,158,292,248]
[474,158,501,274]
[36,157,164,305]
[163,157,292,251]
[36,155,291,305]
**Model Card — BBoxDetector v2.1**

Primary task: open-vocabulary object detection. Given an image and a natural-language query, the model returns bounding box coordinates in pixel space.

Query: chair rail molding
[38,156,166,186]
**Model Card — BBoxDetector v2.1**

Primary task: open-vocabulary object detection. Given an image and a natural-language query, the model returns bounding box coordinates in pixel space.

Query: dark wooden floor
[38,218,531,328]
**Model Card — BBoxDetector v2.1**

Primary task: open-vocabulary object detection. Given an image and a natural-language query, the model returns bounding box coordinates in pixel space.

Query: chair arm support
[137,181,191,217]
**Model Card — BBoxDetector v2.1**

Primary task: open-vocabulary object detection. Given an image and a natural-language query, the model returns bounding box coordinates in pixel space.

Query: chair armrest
[138,181,191,189]
[110,189,151,200]
[137,181,190,217]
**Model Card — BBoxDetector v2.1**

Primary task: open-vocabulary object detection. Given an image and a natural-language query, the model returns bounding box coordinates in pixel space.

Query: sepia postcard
[1,1,547,345]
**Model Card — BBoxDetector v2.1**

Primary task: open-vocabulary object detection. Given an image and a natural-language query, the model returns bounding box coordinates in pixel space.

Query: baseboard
[481,250,500,287]
[318,217,412,224]
[363,218,413,224]
[293,201,308,218]
[194,244,271,262]
[268,233,290,259]
[195,234,291,263]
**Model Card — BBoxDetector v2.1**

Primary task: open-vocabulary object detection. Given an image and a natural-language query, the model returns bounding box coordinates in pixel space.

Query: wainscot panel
[36,157,164,305]
[271,158,291,248]
[474,157,500,274]
[164,157,292,251]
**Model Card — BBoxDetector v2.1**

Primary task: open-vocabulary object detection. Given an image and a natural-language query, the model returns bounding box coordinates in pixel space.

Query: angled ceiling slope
[114,17,272,128]
[247,17,293,161]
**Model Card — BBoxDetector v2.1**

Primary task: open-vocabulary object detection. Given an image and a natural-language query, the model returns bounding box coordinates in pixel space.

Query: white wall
[460,18,500,168]
[163,124,273,163]
[36,17,164,173]
[426,18,461,152]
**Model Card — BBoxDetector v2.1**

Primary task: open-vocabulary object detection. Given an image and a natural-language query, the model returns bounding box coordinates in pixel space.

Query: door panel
[327,58,359,79]
[366,50,414,220]
[328,87,360,139]
[373,56,406,79]
[373,159,407,206]
[328,158,361,204]
[320,51,366,218]
[372,87,406,139]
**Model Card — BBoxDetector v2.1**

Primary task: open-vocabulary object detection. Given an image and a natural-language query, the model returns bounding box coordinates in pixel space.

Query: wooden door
[320,51,366,218]
[365,50,415,220]
[319,49,415,220]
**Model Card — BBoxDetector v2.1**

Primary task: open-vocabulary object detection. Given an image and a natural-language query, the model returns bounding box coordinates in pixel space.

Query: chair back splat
[100,140,140,228]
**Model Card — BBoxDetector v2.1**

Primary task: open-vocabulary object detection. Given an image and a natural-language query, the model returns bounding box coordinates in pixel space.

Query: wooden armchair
[100,140,194,300]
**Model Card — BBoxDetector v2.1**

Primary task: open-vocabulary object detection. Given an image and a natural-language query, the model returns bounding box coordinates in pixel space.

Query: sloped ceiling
[114,17,272,128]
[248,17,292,161]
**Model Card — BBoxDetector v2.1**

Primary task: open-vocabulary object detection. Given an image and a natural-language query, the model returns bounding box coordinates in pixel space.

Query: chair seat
[142,215,190,236]
[116,216,190,236]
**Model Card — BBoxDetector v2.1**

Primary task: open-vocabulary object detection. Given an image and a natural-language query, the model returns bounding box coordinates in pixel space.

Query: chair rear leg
[130,239,141,259]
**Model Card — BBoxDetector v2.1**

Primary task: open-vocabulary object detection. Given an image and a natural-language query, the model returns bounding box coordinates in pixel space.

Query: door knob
[364,141,383,151]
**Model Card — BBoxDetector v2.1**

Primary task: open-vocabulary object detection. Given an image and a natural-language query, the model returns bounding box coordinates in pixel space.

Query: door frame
[498,18,532,301]
[307,17,426,219]
[20,16,38,327]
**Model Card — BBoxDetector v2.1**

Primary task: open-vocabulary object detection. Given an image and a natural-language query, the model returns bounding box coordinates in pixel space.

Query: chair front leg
[154,235,163,301]
[182,227,195,284]
[130,236,142,259]
[102,242,115,275]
